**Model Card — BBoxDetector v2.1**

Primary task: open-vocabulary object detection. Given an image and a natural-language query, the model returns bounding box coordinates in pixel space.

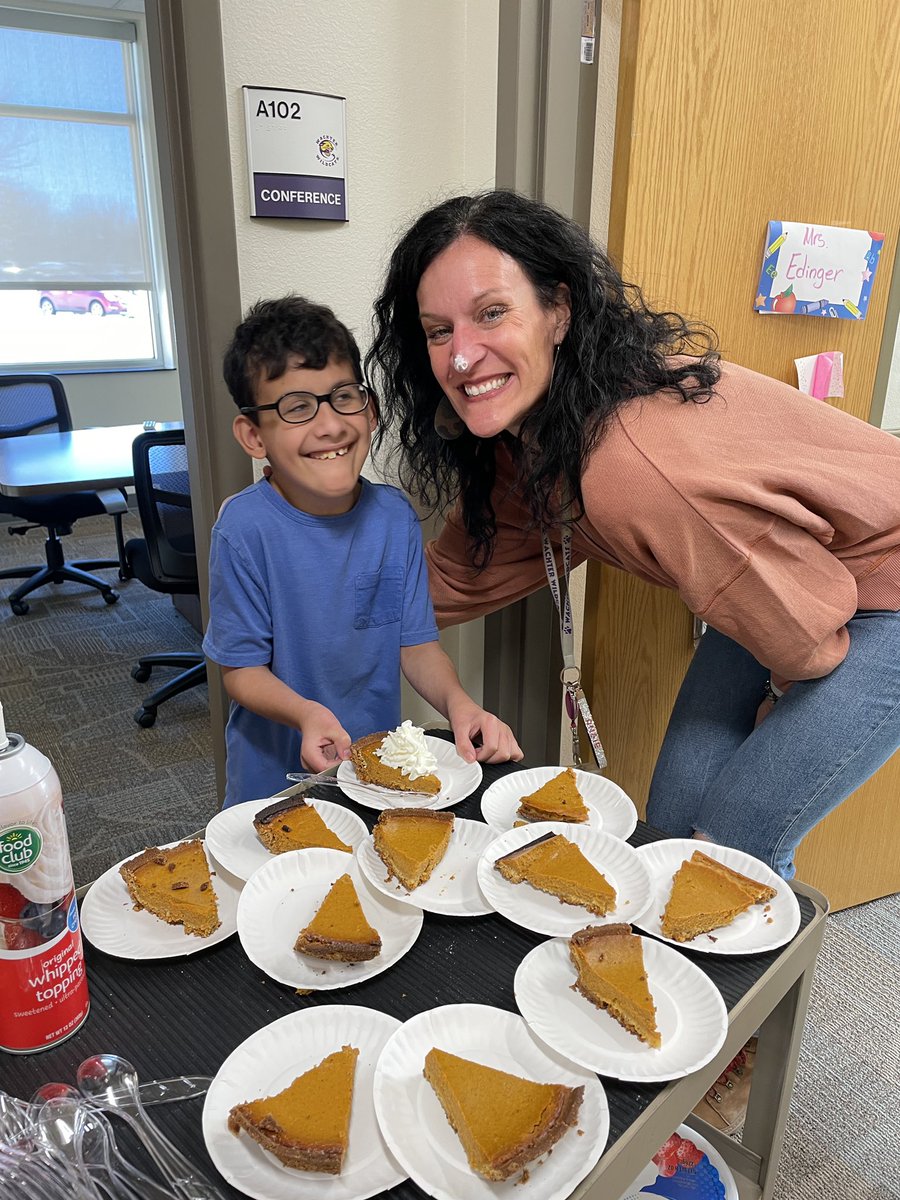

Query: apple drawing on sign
[773,285,797,313]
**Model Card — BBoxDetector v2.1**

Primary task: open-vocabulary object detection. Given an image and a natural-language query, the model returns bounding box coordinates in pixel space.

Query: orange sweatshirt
[426,360,900,681]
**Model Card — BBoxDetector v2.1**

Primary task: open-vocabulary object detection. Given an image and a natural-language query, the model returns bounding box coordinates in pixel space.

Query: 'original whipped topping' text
[375,721,437,779]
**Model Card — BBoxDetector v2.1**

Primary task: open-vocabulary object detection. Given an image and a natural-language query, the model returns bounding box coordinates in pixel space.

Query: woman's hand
[447,699,524,764]
[298,701,352,772]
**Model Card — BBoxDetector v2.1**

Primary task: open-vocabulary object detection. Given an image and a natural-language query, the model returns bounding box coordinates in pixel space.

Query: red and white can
[0,723,90,1053]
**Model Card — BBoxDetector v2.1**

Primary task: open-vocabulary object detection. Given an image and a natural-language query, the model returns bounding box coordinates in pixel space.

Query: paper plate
[80,840,240,959]
[616,1123,738,1200]
[633,839,800,954]
[514,935,727,1083]
[236,847,422,990]
[205,794,367,882]
[202,1004,407,1200]
[336,735,481,811]
[373,1003,608,1200]
[477,823,653,936]
[480,767,638,839]
[357,818,495,916]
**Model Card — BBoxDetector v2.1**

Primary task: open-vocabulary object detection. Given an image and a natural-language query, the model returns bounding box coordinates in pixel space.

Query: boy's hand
[447,701,523,765]
[299,702,352,772]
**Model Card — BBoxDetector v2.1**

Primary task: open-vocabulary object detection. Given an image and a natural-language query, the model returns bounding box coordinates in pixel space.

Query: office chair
[0,374,127,615]
[125,428,207,727]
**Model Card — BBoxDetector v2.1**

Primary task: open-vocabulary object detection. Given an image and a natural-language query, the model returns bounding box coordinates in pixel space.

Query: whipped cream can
[0,728,90,1053]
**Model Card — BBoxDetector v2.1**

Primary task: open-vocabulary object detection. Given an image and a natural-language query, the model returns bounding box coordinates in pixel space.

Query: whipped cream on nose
[452,354,469,373]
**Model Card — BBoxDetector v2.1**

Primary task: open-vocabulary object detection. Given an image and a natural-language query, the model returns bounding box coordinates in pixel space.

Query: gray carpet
[0,512,217,887]
[774,892,900,1199]
[2,515,897,1198]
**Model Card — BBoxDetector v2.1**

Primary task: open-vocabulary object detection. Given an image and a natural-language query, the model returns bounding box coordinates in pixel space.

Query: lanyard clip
[564,681,583,766]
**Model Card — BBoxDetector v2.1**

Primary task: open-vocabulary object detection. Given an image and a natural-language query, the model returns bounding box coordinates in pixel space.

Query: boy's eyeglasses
[241,382,371,425]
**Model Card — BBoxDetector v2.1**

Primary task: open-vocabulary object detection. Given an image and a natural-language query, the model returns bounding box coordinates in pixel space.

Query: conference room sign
[242,86,347,221]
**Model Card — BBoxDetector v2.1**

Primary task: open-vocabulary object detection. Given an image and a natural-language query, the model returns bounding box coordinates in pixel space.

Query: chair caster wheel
[134,706,157,728]
[10,599,29,615]
[118,568,131,582]
[131,664,152,682]
[103,589,119,605]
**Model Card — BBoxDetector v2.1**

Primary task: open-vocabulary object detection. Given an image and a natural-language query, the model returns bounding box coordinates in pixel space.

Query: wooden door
[585,0,900,909]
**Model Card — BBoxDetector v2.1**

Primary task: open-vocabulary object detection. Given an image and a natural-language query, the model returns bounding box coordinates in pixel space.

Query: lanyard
[541,525,607,770]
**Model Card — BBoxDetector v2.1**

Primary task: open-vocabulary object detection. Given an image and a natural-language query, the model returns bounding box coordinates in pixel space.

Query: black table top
[1,749,815,1199]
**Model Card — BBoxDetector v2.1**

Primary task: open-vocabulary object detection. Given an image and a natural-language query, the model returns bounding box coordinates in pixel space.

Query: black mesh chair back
[126,428,206,727]
[132,431,197,592]
[0,373,125,614]
[0,374,71,437]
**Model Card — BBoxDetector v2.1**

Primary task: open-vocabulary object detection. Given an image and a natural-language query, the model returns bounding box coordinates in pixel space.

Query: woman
[367,189,900,881]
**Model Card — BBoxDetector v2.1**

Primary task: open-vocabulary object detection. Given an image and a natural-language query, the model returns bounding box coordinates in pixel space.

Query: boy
[204,296,522,807]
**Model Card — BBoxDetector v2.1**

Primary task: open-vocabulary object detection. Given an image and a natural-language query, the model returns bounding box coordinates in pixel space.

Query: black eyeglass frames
[240,382,371,425]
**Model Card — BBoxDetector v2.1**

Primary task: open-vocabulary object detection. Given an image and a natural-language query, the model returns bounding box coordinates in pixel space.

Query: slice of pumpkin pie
[660,850,777,943]
[516,768,589,823]
[253,796,352,855]
[373,808,454,890]
[569,923,661,1048]
[294,873,381,962]
[494,831,617,915]
[228,1045,358,1173]
[423,1047,583,1181]
[350,725,441,795]
[119,840,219,937]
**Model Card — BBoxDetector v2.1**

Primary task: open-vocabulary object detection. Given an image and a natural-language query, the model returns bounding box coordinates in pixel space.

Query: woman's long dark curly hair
[367,190,720,567]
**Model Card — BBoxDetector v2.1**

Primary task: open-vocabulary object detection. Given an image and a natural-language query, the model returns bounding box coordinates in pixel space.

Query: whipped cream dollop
[375,721,438,780]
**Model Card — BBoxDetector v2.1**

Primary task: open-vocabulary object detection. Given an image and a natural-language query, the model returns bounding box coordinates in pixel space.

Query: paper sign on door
[754,221,882,320]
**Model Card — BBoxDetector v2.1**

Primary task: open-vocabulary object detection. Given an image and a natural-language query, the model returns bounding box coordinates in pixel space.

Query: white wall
[882,329,900,431]
[220,0,498,356]
[219,0,499,722]
[63,367,182,428]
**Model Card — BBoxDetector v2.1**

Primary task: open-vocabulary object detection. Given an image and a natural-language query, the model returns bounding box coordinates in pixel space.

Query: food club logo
[316,134,339,166]
[0,826,42,874]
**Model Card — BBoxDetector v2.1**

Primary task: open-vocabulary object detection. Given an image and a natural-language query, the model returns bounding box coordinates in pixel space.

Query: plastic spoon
[0,1149,84,1200]
[75,1055,224,1200]
[33,1077,213,1108]
[31,1094,178,1200]
[32,1098,105,1198]
[75,1104,181,1200]
[0,1088,35,1146]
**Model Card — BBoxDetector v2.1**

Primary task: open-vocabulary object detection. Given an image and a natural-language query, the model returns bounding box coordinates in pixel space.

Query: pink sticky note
[810,352,835,400]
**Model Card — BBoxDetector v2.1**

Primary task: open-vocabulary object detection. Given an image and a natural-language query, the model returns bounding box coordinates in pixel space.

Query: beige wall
[218,0,499,721]
[220,0,498,360]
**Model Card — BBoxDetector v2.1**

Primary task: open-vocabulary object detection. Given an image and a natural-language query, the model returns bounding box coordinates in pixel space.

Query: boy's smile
[233,356,376,515]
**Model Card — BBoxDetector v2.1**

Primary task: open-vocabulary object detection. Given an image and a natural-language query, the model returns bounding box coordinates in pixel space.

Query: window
[0,5,173,371]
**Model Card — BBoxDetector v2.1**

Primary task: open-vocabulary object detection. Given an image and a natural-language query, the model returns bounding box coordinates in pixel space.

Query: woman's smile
[462,374,511,398]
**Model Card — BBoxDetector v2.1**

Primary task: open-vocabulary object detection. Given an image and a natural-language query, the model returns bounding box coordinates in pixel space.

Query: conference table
[0,419,185,613]
[0,421,183,498]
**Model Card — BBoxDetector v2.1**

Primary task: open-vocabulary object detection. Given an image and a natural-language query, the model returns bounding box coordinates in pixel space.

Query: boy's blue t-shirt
[202,477,439,807]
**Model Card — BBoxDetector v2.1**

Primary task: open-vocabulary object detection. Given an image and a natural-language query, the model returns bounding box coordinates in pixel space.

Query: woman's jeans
[646,611,900,880]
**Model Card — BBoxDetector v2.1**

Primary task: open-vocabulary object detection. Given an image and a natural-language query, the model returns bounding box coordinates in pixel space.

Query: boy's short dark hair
[223,295,364,417]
